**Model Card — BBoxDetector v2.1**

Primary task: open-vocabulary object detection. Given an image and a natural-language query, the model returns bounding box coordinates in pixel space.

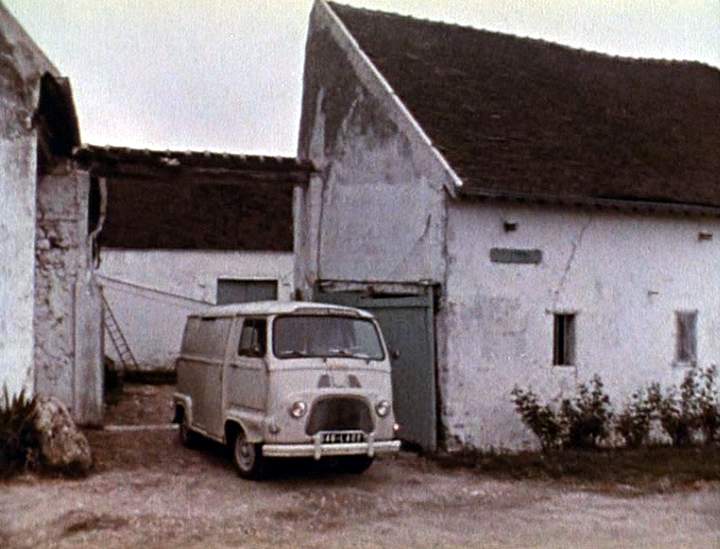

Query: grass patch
[433,446,720,492]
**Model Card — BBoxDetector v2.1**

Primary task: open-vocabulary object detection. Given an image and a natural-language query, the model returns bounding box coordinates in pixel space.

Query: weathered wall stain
[297,1,452,288]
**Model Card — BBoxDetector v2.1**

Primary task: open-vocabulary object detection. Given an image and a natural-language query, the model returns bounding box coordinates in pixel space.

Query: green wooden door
[317,290,437,451]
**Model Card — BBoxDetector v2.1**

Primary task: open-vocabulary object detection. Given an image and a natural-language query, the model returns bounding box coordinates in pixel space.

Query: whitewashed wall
[296,1,455,296]
[0,4,56,398]
[0,135,37,398]
[98,249,294,370]
[443,200,720,450]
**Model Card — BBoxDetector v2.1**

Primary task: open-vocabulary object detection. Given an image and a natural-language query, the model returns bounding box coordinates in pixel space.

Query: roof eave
[73,145,315,185]
[458,186,720,217]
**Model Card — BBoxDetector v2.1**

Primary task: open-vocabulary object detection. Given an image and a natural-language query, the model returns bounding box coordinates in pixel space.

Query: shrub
[615,388,654,448]
[512,367,720,451]
[0,386,39,478]
[645,368,720,447]
[647,381,695,447]
[511,386,564,451]
[560,375,613,449]
[696,366,720,444]
[512,376,613,451]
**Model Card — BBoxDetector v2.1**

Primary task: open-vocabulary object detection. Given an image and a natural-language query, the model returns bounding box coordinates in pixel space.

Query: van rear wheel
[231,430,266,480]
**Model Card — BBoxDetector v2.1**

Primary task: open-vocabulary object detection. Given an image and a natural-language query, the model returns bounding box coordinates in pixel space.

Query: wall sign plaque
[490,248,542,265]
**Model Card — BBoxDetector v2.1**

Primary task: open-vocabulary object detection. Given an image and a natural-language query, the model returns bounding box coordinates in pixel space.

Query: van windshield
[273,315,385,360]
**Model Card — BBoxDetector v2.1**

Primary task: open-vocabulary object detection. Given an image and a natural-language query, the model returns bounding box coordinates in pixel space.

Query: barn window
[216,279,278,304]
[553,313,576,366]
[676,311,697,365]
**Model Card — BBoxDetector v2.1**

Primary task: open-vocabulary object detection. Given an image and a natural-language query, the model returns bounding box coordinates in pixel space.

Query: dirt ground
[1,383,719,548]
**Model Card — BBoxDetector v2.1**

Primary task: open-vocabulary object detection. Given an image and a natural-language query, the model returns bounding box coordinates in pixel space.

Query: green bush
[512,367,720,451]
[0,386,39,478]
[512,376,613,451]
[647,368,720,446]
[695,366,719,444]
[510,386,565,451]
[560,375,613,449]
[615,388,653,448]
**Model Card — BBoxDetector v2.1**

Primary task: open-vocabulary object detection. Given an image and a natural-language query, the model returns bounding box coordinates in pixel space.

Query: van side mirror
[390,349,401,360]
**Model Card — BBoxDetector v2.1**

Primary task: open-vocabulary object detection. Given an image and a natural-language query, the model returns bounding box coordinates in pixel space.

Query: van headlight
[375,400,391,417]
[289,401,307,419]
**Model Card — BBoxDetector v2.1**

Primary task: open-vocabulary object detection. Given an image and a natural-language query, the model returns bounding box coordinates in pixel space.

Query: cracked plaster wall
[297,2,450,290]
[443,200,720,450]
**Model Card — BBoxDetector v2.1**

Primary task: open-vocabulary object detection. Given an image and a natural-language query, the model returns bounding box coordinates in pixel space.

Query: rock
[32,396,92,475]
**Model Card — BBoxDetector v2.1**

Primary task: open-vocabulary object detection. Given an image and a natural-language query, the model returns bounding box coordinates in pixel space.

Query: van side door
[177,317,206,428]
[225,317,269,413]
[194,316,232,436]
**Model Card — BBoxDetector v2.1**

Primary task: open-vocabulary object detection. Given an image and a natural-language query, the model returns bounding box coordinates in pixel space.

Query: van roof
[192,300,375,319]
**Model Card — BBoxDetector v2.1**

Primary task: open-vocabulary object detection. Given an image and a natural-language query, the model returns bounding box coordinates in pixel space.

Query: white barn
[295,1,720,451]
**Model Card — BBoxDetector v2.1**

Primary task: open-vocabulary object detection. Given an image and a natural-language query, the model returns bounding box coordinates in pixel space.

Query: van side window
[238,319,267,358]
[182,317,231,359]
[182,318,203,355]
[197,317,232,359]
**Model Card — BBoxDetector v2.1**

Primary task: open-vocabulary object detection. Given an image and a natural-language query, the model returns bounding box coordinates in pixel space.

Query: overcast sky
[5,0,719,156]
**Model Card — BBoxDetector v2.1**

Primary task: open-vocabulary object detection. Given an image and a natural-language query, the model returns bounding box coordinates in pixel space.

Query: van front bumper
[262,436,401,460]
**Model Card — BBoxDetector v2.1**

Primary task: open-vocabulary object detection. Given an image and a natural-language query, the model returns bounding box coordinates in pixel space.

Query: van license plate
[322,432,366,444]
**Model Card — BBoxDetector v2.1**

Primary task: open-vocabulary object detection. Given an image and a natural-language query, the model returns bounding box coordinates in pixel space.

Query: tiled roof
[76,145,313,251]
[75,145,313,175]
[329,3,720,208]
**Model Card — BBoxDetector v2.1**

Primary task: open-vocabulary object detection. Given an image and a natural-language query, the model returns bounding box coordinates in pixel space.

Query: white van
[173,301,401,478]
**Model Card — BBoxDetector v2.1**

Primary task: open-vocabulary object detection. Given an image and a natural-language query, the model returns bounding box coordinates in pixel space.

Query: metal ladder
[101,288,139,372]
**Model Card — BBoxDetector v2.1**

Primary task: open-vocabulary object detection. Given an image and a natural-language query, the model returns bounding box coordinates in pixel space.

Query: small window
[553,314,575,366]
[182,317,231,359]
[217,279,278,304]
[238,319,267,358]
[676,311,697,365]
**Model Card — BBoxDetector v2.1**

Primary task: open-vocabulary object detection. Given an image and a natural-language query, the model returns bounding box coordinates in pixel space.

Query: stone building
[1,3,103,424]
[295,1,720,450]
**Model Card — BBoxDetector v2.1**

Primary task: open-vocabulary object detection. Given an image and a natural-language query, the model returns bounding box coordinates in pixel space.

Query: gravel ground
[1,384,719,548]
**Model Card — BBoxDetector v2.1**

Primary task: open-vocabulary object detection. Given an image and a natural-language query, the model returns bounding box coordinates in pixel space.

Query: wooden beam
[85,162,310,185]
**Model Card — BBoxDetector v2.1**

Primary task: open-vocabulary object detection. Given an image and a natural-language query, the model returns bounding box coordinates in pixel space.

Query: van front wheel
[231,431,265,480]
[343,455,374,474]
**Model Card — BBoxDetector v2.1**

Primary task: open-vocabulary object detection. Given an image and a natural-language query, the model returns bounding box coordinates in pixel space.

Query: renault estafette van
[173,301,401,479]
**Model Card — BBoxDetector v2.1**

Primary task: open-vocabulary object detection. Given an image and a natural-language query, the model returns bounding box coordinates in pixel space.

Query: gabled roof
[76,145,313,251]
[328,2,720,209]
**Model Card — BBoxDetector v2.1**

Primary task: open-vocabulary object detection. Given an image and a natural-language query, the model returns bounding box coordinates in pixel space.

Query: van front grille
[305,398,374,435]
